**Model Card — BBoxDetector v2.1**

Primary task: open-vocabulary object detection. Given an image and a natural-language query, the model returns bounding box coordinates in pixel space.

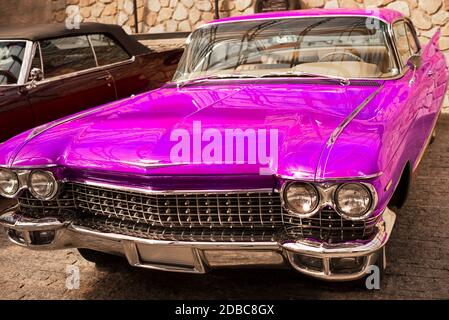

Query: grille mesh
[18,182,378,243]
[70,183,283,229]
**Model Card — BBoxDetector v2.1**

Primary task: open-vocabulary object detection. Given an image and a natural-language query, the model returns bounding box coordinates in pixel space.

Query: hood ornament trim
[117,160,189,169]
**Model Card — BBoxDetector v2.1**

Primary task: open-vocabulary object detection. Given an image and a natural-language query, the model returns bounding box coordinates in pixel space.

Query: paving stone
[1,116,449,299]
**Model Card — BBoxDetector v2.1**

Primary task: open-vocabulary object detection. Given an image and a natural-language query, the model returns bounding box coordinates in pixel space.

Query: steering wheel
[319,51,363,62]
[0,70,18,84]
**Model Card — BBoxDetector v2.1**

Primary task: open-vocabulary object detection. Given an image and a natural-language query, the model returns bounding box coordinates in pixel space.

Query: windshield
[173,16,398,82]
[0,41,26,85]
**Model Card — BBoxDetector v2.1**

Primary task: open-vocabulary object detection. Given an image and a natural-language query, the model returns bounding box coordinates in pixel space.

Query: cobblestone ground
[1,115,449,300]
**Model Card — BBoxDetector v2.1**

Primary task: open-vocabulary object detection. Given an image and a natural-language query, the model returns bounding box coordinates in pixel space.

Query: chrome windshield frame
[178,15,404,82]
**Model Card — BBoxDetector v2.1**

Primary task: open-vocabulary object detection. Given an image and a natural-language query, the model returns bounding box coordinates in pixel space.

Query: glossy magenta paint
[0,9,447,220]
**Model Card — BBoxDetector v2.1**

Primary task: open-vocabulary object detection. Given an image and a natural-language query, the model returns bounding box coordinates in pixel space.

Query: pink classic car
[0,9,448,283]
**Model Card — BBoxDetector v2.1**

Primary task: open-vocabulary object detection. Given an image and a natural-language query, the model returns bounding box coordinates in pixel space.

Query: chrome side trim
[29,55,136,85]
[315,84,385,181]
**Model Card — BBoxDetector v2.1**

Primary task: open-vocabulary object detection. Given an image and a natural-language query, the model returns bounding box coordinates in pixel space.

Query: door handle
[97,75,112,81]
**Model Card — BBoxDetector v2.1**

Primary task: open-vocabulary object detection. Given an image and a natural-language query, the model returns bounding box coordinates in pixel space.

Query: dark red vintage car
[0,23,183,142]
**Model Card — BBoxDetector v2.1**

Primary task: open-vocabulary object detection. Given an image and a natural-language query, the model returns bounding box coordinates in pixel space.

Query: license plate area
[123,241,205,273]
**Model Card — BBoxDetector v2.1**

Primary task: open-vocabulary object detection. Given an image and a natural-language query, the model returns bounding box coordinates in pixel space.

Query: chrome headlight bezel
[27,170,59,201]
[0,168,20,198]
[281,182,320,218]
[280,180,377,221]
[334,183,374,220]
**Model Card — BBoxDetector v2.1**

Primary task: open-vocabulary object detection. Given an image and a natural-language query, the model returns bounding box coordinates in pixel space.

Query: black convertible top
[0,23,150,56]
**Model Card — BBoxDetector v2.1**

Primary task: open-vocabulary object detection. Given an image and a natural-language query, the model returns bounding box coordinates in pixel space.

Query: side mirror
[29,68,43,81]
[406,54,422,70]
[26,68,43,90]
[406,54,421,87]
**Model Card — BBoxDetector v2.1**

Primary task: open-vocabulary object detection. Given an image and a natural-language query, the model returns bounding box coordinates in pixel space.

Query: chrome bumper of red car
[0,206,395,281]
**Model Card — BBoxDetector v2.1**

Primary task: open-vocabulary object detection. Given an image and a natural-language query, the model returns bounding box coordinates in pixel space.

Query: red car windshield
[0,41,26,85]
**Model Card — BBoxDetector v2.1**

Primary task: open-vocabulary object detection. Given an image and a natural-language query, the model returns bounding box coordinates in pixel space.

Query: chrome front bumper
[0,207,396,281]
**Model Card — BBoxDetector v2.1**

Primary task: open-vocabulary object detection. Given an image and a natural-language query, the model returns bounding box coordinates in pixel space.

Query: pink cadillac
[0,9,448,282]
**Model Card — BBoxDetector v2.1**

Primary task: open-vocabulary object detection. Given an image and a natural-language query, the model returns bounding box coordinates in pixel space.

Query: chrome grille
[77,216,279,242]
[69,183,283,229]
[17,182,379,243]
[284,207,377,243]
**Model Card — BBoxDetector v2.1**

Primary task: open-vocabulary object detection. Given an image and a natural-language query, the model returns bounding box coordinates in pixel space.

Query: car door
[88,33,142,99]
[0,40,35,142]
[392,20,433,162]
[88,33,182,99]
[25,35,116,126]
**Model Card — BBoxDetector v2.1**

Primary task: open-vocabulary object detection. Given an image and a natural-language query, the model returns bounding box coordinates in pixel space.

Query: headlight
[335,183,372,219]
[0,168,19,197]
[28,170,58,200]
[283,182,319,216]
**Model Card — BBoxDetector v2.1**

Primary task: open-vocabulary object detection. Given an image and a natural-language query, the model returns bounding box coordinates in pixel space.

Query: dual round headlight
[283,182,373,219]
[0,169,58,200]
[28,170,58,200]
[0,169,19,197]
[283,183,319,216]
[335,183,372,218]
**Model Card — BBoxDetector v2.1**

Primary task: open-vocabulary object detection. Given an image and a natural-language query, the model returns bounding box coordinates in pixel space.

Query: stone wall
[51,0,258,34]
[49,0,449,109]
[0,0,53,26]
[51,1,449,53]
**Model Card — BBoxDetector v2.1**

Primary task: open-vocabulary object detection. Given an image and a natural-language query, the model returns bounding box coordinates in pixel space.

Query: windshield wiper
[176,74,259,88]
[259,71,350,86]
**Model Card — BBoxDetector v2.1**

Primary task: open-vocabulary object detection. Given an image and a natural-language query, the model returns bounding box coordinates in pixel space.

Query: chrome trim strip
[87,35,99,67]
[275,172,383,182]
[315,84,384,181]
[192,15,403,81]
[78,179,275,195]
[38,42,44,74]
[28,55,135,85]
[117,160,190,169]
[18,41,34,85]
[202,14,390,28]
[0,164,59,169]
